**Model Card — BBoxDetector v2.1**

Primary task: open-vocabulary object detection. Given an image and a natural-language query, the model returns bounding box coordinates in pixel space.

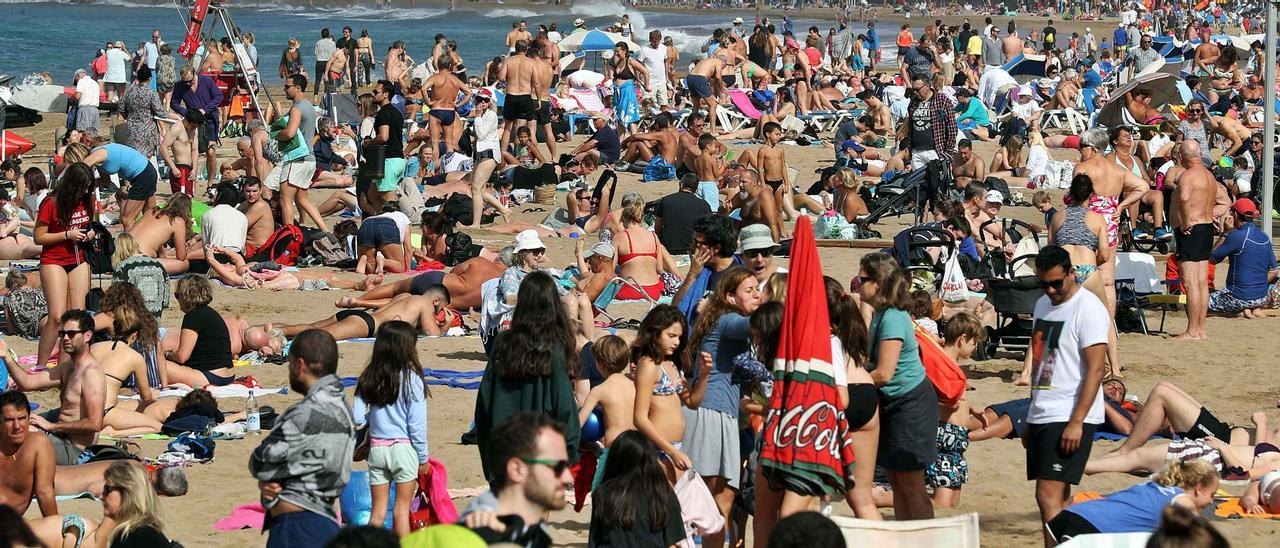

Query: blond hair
[1153,460,1219,490]
[111,233,141,268]
[61,142,91,165]
[103,461,164,542]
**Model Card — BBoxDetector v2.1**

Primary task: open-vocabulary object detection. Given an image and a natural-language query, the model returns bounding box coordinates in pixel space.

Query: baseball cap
[1232,197,1259,219]
[840,139,865,152]
[738,224,780,254]
[985,190,1005,203]
[584,242,616,259]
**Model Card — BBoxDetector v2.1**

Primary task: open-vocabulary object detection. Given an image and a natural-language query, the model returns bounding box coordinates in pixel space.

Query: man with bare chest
[620,112,680,168]
[237,177,275,256]
[500,40,541,155]
[528,42,558,159]
[951,139,986,188]
[734,169,784,241]
[2,311,105,466]
[424,55,473,154]
[1171,140,1218,340]
[161,111,201,196]
[0,391,57,516]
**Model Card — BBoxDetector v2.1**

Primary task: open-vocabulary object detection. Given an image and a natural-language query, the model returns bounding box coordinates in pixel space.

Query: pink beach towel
[214,502,265,531]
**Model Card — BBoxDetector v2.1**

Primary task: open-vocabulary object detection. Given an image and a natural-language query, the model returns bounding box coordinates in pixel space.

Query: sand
[12,72,1280,548]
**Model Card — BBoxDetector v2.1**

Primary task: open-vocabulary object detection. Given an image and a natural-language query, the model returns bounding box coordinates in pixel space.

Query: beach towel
[214,502,266,531]
[116,385,287,400]
[1213,497,1280,519]
[1057,533,1153,547]
[759,217,856,497]
[571,450,598,512]
[613,80,641,127]
[411,457,459,528]
[673,468,725,547]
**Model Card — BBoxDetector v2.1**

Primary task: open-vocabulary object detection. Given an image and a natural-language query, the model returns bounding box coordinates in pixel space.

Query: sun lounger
[593,276,659,323]
[829,513,980,547]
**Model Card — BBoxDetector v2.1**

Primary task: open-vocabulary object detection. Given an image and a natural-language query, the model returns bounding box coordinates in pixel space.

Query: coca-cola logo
[767,401,842,458]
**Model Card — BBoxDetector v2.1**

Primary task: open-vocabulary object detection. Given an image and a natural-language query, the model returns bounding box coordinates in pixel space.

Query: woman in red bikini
[614,198,677,301]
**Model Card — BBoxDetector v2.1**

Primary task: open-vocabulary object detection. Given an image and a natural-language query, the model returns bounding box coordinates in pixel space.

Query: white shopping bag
[940,250,969,303]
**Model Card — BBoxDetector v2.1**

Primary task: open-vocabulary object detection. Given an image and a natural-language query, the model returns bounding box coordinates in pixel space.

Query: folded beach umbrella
[1,131,34,159]
[1095,72,1187,128]
[758,216,855,498]
[557,29,640,53]
[1001,54,1047,84]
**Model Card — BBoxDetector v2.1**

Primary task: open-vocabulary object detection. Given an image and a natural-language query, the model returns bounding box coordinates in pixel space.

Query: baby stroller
[862,160,954,226]
[977,218,1043,359]
[889,225,955,293]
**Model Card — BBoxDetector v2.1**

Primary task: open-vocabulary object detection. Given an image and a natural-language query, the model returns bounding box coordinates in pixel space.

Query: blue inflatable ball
[1218,156,1234,169]
[582,408,605,444]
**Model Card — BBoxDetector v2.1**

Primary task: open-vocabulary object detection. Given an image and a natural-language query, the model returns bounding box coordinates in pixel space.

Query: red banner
[178,0,211,59]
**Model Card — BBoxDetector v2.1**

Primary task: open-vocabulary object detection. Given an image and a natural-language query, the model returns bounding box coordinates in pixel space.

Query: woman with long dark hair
[33,162,96,371]
[354,320,430,536]
[589,430,686,546]
[633,304,706,484]
[682,267,760,548]
[475,270,581,480]
[859,252,937,521]
[826,276,882,520]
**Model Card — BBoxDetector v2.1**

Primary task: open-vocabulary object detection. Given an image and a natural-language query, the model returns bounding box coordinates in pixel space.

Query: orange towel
[1214,497,1280,519]
[1071,491,1103,505]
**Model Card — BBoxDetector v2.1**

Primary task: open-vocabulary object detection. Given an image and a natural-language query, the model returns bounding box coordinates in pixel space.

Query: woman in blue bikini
[632,305,710,484]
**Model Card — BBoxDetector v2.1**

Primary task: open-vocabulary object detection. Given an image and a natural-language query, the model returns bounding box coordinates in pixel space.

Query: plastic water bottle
[246,393,261,433]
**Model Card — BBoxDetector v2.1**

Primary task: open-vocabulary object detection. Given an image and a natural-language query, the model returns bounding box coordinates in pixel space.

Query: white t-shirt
[1026,289,1110,425]
[104,49,130,84]
[76,77,101,107]
[374,210,412,239]
[201,204,249,253]
[565,70,606,88]
[639,45,668,87]
[829,335,849,386]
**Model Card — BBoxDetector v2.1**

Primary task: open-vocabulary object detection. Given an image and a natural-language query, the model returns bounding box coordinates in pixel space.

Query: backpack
[80,221,115,275]
[913,320,967,406]
[311,232,353,265]
[440,193,495,226]
[247,224,303,266]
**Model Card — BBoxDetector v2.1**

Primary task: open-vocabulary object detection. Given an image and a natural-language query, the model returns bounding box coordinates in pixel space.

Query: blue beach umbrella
[1001,54,1047,83]
[557,29,640,52]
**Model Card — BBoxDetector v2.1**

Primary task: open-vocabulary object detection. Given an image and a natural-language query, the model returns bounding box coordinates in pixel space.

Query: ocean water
[0,0,893,86]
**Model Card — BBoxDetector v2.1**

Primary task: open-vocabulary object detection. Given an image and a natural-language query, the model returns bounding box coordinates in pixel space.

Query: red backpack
[248,224,303,266]
[913,321,967,407]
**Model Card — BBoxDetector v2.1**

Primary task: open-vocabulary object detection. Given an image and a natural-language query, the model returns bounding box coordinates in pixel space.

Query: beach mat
[117,385,287,400]
[1213,497,1280,519]
[214,502,266,531]
[342,367,482,390]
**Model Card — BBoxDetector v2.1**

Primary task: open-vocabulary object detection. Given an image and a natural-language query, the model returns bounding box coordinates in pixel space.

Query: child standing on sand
[927,311,985,508]
[578,335,637,488]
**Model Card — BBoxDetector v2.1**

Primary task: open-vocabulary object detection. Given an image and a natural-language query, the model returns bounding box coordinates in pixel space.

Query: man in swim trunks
[529,41,558,160]
[424,55,473,155]
[1171,140,1217,340]
[732,169,784,242]
[951,139,986,189]
[273,286,454,341]
[237,177,274,256]
[1072,128,1148,328]
[1105,381,1255,458]
[619,111,680,170]
[325,44,350,92]
[160,111,201,196]
[499,40,541,156]
[686,56,727,134]
[336,257,504,311]
[4,311,105,466]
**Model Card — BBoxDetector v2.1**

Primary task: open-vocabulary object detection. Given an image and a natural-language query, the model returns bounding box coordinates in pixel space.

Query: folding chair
[592,277,659,323]
[1114,251,1184,335]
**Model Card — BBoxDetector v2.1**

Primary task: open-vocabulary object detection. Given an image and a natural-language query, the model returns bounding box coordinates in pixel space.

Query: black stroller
[862,160,955,226]
[888,225,955,293]
[976,218,1044,359]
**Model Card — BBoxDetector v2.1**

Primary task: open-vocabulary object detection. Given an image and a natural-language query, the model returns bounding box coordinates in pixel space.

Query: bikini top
[1114,154,1143,177]
[613,58,636,81]
[618,230,659,265]
[1055,205,1099,251]
[653,363,685,396]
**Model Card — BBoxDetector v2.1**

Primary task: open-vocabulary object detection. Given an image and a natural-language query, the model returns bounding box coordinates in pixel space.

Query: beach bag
[247,224,303,266]
[642,158,676,182]
[409,457,458,531]
[939,251,969,303]
[268,115,308,164]
[167,432,215,460]
[161,414,216,436]
[311,233,353,266]
[4,288,47,339]
[80,221,115,275]
[913,320,966,407]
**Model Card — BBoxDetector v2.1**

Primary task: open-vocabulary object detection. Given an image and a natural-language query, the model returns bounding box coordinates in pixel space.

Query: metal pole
[1263,1,1276,225]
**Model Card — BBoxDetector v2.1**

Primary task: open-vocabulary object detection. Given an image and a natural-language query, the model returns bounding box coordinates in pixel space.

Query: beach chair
[726,89,766,120]
[1114,251,1183,335]
[569,87,610,117]
[592,277,659,323]
[1057,532,1152,548]
[830,513,980,547]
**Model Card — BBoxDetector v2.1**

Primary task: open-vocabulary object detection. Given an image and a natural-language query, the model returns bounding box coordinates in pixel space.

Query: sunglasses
[102,484,122,496]
[58,329,89,338]
[1037,277,1066,291]
[743,249,774,259]
[522,458,570,476]
[858,275,874,285]
[1190,109,1204,114]
[531,248,546,256]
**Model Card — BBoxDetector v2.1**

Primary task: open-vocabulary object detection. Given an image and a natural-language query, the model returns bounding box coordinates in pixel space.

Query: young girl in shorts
[353,320,430,536]
[632,304,709,484]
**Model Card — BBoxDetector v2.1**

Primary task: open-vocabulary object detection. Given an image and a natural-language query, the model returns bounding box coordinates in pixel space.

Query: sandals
[61,514,86,548]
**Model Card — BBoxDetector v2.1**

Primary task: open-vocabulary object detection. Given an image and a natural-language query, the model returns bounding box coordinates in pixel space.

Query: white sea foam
[569,0,647,31]
[484,8,538,19]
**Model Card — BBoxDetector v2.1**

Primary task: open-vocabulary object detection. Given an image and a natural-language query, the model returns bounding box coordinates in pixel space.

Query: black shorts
[765,179,784,192]
[846,383,878,430]
[877,380,939,471]
[687,75,714,99]
[504,94,537,121]
[1045,510,1100,544]
[357,217,400,248]
[536,100,552,126]
[197,121,217,154]
[1176,223,1214,262]
[410,270,447,295]
[721,75,737,88]
[201,369,235,386]
[125,163,159,201]
[1024,421,1098,484]
[1180,407,1233,440]
[335,309,376,338]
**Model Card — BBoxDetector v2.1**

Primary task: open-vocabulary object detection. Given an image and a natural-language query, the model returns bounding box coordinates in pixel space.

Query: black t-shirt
[1043,26,1057,49]
[909,100,934,152]
[180,305,232,372]
[335,37,357,54]
[656,190,711,255]
[588,487,685,548]
[375,104,405,159]
[592,125,621,163]
[110,525,169,548]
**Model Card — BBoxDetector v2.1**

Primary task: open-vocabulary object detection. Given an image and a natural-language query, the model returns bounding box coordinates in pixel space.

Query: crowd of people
[4,1,1280,547]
